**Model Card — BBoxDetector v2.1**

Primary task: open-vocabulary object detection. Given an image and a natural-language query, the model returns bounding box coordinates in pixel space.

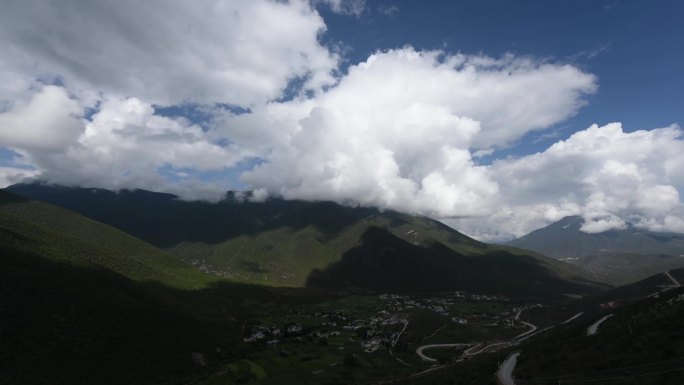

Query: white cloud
[0,0,338,107]
[0,86,250,200]
[218,48,596,217]
[0,167,40,188]
[315,0,366,16]
[0,86,83,151]
[454,123,684,240]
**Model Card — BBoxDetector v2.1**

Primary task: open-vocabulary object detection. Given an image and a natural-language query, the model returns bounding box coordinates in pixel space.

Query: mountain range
[508,215,684,285]
[5,183,601,297]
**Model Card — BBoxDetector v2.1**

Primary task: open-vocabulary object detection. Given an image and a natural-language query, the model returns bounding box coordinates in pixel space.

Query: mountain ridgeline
[6,183,600,297]
[508,216,684,285]
[508,216,684,258]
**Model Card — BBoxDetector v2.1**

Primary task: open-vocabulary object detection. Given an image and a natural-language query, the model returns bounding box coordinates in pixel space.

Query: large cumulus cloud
[223,48,596,216]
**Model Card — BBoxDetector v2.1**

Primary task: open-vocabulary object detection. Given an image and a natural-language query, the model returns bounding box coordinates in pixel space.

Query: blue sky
[0,0,683,239]
[318,0,684,156]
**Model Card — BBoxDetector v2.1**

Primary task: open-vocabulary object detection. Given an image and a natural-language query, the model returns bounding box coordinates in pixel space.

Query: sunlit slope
[170,210,495,286]
[0,189,211,289]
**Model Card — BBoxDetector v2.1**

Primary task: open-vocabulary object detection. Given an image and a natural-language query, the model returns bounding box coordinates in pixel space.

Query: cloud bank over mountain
[448,123,684,240]
[0,0,682,239]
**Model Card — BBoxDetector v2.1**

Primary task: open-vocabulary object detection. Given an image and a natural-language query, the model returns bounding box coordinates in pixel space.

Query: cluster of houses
[242,308,409,353]
[356,313,409,353]
[379,292,508,315]
[243,323,304,345]
[243,291,528,353]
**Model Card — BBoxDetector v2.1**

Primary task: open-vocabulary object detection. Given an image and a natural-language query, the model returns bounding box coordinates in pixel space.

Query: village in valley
[242,291,539,359]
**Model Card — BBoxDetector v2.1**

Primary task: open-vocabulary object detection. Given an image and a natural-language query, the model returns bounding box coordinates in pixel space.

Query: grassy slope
[5,184,600,292]
[0,190,211,290]
[172,210,598,290]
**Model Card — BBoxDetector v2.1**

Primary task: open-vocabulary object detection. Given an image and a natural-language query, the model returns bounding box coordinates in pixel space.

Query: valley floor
[191,291,531,385]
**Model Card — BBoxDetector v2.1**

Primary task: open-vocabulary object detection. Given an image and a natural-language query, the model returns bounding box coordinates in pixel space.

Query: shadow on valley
[306,226,601,299]
[0,246,332,385]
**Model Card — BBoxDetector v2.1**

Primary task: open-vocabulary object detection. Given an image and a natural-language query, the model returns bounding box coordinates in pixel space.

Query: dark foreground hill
[0,190,327,385]
[514,274,684,384]
[6,183,602,297]
[508,216,684,284]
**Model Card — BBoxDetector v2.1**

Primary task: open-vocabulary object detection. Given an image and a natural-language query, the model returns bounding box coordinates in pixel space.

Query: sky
[0,0,683,241]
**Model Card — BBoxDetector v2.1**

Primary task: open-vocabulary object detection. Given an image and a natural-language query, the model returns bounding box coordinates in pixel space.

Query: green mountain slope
[6,183,601,295]
[0,189,211,290]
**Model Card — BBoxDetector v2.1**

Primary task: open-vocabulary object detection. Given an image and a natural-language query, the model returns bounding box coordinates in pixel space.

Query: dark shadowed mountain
[306,226,600,298]
[508,216,684,285]
[6,183,602,296]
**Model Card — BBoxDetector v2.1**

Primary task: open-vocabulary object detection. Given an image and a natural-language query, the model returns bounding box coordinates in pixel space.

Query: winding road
[415,308,539,364]
[561,312,583,324]
[464,342,511,356]
[413,307,588,384]
[587,314,613,336]
[665,270,681,287]
[513,319,537,339]
[497,352,520,385]
[416,344,469,363]
[393,320,409,347]
[489,275,680,385]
